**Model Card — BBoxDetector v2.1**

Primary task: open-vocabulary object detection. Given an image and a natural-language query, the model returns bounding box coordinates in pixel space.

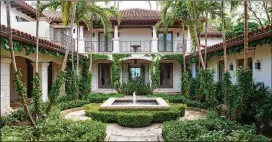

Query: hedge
[85,103,185,127]
[117,113,153,127]
[162,112,270,142]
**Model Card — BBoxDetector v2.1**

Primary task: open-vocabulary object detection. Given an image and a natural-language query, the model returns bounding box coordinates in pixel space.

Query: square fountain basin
[100,98,170,110]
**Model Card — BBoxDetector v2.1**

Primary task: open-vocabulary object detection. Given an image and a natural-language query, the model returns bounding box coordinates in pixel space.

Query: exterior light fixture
[73,28,76,33]
[92,33,95,37]
[177,32,179,37]
[255,60,261,69]
[229,63,233,71]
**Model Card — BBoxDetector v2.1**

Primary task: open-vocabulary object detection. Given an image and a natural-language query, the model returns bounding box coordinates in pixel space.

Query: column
[32,62,50,102]
[113,25,120,53]
[191,63,197,78]
[151,26,158,52]
[1,58,12,113]
[186,30,191,54]
[39,17,52,39]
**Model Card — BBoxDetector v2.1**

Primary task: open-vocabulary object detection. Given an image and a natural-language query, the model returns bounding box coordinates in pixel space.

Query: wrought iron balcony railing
[49,27,75,49]
[85,41,113,52]
[158,40,187,52]
[120,41,151,52]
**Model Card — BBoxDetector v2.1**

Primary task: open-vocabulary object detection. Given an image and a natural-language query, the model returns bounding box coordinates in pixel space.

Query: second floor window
[98,32,113,52]
[158,32,173,52]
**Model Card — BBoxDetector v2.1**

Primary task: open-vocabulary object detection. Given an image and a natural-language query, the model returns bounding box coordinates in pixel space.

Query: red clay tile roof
[110,8,160,22]
[43,11,62,22]
[201,26,222,37]
[0,24,87,59]
[10,1,44,19]
[187,24,272,59]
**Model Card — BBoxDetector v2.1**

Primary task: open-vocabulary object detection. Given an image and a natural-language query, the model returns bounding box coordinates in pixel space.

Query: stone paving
[63,108,207,141]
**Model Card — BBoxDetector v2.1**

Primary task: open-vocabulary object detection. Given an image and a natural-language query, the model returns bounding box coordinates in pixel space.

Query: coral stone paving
[63,108,207,141]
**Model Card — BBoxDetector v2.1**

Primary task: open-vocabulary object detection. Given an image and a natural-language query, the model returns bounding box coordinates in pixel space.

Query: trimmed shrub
[85,103,186,127]
[120,80,152,95]
[147,93,188,104]
[117,113,153,127]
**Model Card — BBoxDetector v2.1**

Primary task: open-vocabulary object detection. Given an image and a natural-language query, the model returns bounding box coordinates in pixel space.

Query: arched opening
[121,59,151,83]
[10,56,33,108]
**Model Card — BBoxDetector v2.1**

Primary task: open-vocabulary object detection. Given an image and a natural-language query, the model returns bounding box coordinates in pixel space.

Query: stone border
[100,98,170,110]
[61,107,85,117]
[185,107,208,114]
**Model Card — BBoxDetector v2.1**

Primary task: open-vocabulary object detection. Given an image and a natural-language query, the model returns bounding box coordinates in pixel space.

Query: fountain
[100,92,170,110]
[133,92,136,104]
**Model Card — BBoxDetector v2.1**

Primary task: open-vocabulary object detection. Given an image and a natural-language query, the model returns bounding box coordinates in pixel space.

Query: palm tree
[61,0,77,71]
[221,1,227,72]
[87,4,120,72]
[244,0,249,70]
[5,0,35,127]
[75,1,90,74]
[147,1,152,10]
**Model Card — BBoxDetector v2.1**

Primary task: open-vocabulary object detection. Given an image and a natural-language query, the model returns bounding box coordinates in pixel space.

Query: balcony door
[98,33,113,52]
[159,63,173,88]
[158,32,173,52]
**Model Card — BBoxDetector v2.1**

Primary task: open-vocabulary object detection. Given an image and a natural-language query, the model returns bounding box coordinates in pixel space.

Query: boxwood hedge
[85,103,185,127]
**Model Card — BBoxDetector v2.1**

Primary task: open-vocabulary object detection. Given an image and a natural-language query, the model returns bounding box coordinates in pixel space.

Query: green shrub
[1,125,34,141]
[147,93,188,104]
[117,113,153,127]
[162,114,270,142]
[85,103,185,127]
[120,80,152,95]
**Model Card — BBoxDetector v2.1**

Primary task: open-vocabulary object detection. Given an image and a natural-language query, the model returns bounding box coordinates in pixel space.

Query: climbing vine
[92,54,109,61]
[14,71,28,104]
[79,61,92,99]
[112,54,131,92]
[46,71,66,114]
[65,70,79,101]
[150,54,161,90]
[222,71,232,119]
[32,73,42,116]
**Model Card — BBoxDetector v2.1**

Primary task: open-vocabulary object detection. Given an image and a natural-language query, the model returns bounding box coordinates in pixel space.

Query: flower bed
[85,103,185,127]
[162,112,270,141]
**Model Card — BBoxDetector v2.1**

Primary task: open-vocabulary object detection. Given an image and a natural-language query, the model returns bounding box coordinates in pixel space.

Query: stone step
[105,134,163,141]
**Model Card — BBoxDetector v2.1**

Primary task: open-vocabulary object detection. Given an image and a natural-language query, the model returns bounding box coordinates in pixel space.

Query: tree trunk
[248,2,263,27]
[6,0,35,127]
[263,1,271,24]
[222,1,228,72]
[204,15,208,66]
[148,1,152,10]
[244,0,248,70]
[35,1,40,73]
[76,25,79,75]
[89,19,93,72]
[182,23,186,72]
[61,0,77,71]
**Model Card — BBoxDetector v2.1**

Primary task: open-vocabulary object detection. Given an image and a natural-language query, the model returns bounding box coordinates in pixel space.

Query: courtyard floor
[64,108,207,141]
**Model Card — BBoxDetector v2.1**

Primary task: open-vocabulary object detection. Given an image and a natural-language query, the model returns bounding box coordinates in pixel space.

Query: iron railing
[49,27,75,49]
[120,41,151,52]
[158,40,187,52]
[85,41,113,52]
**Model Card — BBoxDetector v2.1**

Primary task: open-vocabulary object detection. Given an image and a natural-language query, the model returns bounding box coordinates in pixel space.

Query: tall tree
[221,1,227,72]
[5,0,35,127]
[244,0,249,70]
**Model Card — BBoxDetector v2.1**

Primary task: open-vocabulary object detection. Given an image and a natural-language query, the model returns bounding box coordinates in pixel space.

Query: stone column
[151,26,158,52]
[186,30,191,54]
[191,63,197,78]
[113,25,120,53]
[32,62,50,102]
[1,58,12,113]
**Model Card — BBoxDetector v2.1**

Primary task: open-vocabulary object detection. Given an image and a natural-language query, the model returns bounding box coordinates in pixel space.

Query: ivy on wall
[79,61,92,99]
[150,54,161,90]
[32,73,42,116]
[92,54,109,61]
[112,54,131,92]
[187,36,272,64]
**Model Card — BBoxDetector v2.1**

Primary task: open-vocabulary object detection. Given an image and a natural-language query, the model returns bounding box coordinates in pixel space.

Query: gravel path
[63,109,207,141]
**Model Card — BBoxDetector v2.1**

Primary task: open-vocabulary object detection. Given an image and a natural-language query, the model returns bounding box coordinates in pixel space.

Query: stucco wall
[205,44,272,91]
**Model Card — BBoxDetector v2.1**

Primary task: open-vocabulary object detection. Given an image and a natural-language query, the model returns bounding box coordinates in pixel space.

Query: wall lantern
[177,32,179,37]
[229,63,233,71]
[73,28,76,33]
[134,59,137,64]
[92,33,95,37]
[255,60,261,69]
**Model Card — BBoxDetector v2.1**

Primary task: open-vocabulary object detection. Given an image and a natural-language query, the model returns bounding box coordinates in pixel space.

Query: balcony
[120,41,151,52]
[158,40,186,52]
[85,41,113,52]
[49,27,75,48]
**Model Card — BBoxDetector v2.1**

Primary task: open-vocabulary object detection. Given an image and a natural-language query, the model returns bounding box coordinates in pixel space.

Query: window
[15,16,28,22]
[158,32,173,52]
[237,58,253,69]
[218,61,224,83]
[130,67,142,80]
[98,63,112,88]
[159,63,173,88]
[122,63,149,83]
